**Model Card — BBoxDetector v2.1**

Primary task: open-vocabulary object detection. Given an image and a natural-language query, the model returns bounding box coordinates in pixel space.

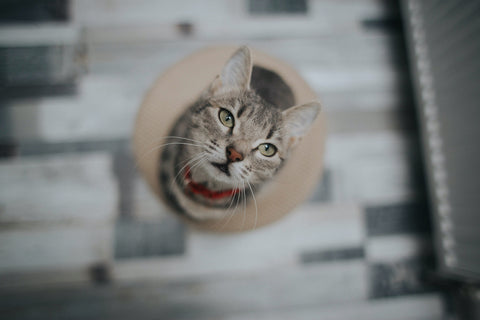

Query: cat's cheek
[227,163,242,179]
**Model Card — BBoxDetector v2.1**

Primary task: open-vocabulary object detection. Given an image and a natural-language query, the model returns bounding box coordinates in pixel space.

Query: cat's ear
[206,46,253,97]
[221,46,252,91]
[282,101,321,148]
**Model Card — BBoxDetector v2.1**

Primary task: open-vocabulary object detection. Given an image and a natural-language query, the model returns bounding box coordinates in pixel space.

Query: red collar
[184,166,241,200]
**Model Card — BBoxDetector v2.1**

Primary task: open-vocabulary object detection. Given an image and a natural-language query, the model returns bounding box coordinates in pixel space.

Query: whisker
[247,181,258,230]
[144,135,206,146]
[178,156,209,189]
[218,179,242,231]
[177,151,202,168]
[135,142,206,169]
[170,152,207,190]
[225,180,240,213]
[189,156,208,174]
[161,136,206,144]
[221,180,240,219]
[241,180,247,230]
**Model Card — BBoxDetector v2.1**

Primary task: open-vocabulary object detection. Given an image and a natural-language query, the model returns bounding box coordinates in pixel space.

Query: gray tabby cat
[159,46,320,220]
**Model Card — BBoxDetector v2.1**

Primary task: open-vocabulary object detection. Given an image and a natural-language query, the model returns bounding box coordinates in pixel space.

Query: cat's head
[187,46,320,187]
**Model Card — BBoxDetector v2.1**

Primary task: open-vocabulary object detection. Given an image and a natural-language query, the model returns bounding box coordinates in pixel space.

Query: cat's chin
[200,162,232,185]
[203,162,248,188]
[211,162,230,176]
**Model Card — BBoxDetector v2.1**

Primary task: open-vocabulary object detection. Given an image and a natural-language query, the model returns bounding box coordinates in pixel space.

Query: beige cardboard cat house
[133,46,326,232]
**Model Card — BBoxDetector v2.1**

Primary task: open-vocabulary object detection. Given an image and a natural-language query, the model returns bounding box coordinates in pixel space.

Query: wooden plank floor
[0,0,448,319]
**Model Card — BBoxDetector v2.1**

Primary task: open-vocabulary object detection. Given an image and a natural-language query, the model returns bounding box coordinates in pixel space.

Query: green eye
[258,143,277,157]
[218,109,234,128]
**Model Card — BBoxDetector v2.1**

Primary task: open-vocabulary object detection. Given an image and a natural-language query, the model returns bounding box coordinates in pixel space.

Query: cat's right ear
[204,46,253,97]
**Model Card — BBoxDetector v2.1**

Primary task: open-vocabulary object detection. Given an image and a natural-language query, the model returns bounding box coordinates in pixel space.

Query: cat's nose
[226,146,243,162]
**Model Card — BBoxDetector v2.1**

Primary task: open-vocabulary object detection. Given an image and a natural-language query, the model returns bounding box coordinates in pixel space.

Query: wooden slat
[1,262,368,319]
[324,132,421,205]
[0,153,116,224]
[226,294,443,320]
[366,235,432,262]
[0,35,408,143]
[0,153,116,273]
[114,203,364,281]
[73,0,395,43]
[0,224,113,273]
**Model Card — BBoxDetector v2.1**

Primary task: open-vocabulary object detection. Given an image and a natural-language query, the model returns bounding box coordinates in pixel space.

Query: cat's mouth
[211,162,230,176]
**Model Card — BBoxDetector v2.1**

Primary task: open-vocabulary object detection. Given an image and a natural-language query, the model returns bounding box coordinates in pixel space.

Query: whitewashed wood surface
[0,153,116,273]
[0,0,444,319]
[0,153,116,223]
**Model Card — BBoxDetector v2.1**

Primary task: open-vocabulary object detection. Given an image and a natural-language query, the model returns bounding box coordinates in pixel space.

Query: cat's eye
[258,143,277,157]
[218,109,234,128]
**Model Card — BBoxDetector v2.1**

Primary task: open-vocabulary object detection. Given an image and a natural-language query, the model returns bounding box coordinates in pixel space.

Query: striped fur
[159,47,320,220]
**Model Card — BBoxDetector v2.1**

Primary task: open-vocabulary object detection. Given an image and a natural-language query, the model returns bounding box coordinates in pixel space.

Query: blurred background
[0,0,479,319]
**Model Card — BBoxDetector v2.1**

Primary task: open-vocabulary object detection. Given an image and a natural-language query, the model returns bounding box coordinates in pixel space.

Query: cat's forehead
[212,93,281,123]
[214,97,281,138]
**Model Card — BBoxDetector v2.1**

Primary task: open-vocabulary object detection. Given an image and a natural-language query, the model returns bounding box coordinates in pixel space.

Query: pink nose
[227,147,243,162]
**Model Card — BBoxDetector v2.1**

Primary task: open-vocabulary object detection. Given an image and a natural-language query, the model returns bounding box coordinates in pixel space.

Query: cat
[158,46,320,221]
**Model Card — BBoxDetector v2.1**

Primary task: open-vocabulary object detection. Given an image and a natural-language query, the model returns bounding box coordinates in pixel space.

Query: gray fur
[159,47,320,220]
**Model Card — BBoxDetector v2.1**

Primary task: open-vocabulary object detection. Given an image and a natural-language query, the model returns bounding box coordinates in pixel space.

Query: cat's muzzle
[211,162,231,176]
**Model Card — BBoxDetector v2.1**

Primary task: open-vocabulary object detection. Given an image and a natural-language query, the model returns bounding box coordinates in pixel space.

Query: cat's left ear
[207,46,253,96]
[282,101,321,147]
